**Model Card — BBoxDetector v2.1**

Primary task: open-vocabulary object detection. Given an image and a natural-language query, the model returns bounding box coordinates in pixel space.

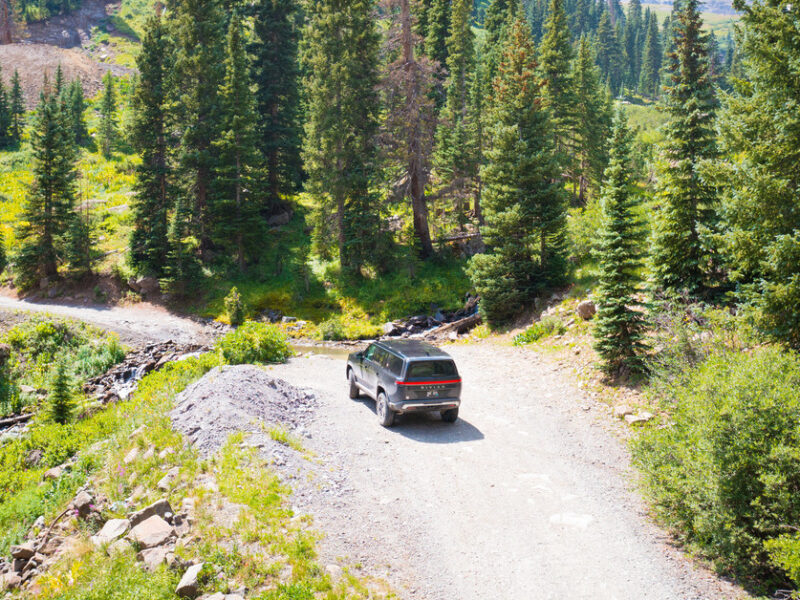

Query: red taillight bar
[396,379,462,386]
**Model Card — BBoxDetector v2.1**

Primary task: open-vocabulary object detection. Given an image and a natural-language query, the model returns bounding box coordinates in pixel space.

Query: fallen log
[425,313,481,338]
[0,413,33,428]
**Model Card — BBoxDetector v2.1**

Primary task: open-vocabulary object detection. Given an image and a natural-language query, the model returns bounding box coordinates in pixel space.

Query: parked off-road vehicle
[346,340,462,427]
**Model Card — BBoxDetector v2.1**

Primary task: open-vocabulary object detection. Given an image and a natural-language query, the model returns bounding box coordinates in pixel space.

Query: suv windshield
[406,360,457,378]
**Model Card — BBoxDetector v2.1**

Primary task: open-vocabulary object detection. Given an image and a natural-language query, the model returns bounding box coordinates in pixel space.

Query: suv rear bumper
[388,398,461,413]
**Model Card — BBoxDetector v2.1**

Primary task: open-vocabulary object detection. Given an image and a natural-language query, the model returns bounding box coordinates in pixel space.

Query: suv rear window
[407,360,457,378]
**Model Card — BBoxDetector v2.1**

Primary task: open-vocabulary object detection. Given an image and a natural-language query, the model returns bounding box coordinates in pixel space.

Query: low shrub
[633,347,800,589]
[317,317,345,341]
[513,316,566,346]
[216,322,292,365]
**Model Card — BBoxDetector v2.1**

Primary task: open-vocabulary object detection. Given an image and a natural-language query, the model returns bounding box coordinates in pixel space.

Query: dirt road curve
[269,347,747,600]
[0,294,215,345]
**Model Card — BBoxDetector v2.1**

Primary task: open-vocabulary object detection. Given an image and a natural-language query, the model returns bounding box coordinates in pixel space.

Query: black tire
[441,407,459,423]
[348,369,360,399]
[376,391,395,427]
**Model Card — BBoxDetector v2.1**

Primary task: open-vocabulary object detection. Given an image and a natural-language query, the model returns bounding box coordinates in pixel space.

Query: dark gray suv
[346,340,462,427]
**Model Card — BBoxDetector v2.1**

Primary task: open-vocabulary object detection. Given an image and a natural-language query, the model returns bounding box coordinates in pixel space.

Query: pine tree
[163,196,202,296]
[301,0,384,272]
[623,0,643,91]
[433,0,477,230]
[14,88,79,289]
[49,359,74,425]
[0,65,11,149]
[596,11,625,95]
[9,70,23,145]
[168,0,227,258]
[714,0,800,346]
[650,0,718,298]
[213,10,264,271]
[572,36,611,202]
[593,109,646,377]
[0,225,6,276]
[98,71,117,157]
[638,13,661,98]
[424,0,450,69]
[250,0,302,209]
[66,78,88,146]
[130,12,173,278]
[467,17,567,325]
[381,0,438,257]
[538,0,576,164]
[53,64,65,97]
[484,0,517,49]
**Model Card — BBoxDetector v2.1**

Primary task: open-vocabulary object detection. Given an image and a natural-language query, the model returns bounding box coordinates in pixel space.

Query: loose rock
[576,300,596,320]
[127,515,175,549]
[91,519,131,547]
[176,563,204,598]
[10,542,35,560]
[129,499,174,528]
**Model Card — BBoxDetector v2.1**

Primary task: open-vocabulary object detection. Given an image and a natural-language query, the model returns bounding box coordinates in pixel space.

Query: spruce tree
[130,12,173,277]
[98,71,117,157]
[424,0,450,69]
[638,13,661,98]
[168,0,227,258]
[14,88,79,289]
[301,0,384,272]
[623,0,643,91]
[67,78,88,146]
[9,70,23,145]
[0,65,11,149]
[650,0,717,298]
[53,64,65,97]
[250,0,302,208]
[715,0,800,346]
[213,10,264,271]
[467,17,567,325]
[572,36,611,202]
[433,0,477,230]
[163,196,202,296]
[538,0,576,164]
[0,225,6,276]
[596,12,625,95]
[593,109,646,377]
[49,359,74,425]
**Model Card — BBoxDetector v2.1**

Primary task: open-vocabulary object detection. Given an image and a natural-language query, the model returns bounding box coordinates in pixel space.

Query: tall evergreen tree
[66,78,88,146]
[623,0,643,91]
[650,0,718,297]
[9,70,23,145]
[593,109,646,376]
[467,17,567,324]
[301,0,384,272]
[596,11,625,94]
[130,12,173,277]
[250,0,302,209]
[14,88,79,289]
[381,0,438,257]
[49,359,74,425]
[715,0,800,346]
[53,64,65,97]
[213,11,264,271]
[168,0,227,258]
[572,36,611,202]
[538,0,576,163]
[638,13,661,98]
[98,71,117,157]
[424,0,450,69]
[0,65,11,149]
[433,0,477,230]
[0,225,6,276]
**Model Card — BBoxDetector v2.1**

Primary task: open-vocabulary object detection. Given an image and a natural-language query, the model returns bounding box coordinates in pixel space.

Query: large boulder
[127,515,175,549]
[91,519,131,547]
[176,563,204,598]
[576,300,596,320]
[129,276,161,296]
[129,499,174,528]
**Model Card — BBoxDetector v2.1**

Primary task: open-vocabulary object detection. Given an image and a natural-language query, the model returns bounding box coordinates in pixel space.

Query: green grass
[268,426,306,453]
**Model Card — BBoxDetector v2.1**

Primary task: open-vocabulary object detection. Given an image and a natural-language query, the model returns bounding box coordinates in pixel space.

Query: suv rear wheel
[376,391,395,427]
[348,370,360,399]
[441,407,459,423]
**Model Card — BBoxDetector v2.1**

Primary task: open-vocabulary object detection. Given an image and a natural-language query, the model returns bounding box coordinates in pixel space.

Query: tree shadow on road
[353,397,484,443]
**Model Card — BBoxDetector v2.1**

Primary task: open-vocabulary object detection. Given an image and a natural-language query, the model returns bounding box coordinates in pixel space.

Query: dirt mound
[170,366,316,456]
[0,43,128,107]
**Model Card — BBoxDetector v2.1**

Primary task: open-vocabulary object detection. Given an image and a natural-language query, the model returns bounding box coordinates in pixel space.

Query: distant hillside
[627,0,738,15]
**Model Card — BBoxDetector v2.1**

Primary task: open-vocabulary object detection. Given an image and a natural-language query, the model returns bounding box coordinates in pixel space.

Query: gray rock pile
[170,366,316,456]
[381,295,481,339]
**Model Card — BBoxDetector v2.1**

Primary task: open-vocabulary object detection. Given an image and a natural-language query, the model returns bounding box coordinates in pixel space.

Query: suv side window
[386,354,403,375]
[364,344,377,360]
[372,348,389,366]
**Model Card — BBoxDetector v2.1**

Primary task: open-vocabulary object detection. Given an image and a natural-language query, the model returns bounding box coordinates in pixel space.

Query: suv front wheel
[376,391,395,427]
[348,370,360,399]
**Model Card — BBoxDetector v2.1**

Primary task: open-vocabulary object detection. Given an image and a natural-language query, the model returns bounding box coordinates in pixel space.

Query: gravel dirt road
[268,345,748,600]
[0,296,748,599]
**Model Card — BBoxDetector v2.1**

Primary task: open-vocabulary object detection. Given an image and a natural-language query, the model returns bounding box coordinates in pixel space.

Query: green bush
[215,322,292,365]
[317,317,345,341]
[224,286,246,327]
[513,316,566,346]
[633,347,800,589]
[49,360,74,425]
